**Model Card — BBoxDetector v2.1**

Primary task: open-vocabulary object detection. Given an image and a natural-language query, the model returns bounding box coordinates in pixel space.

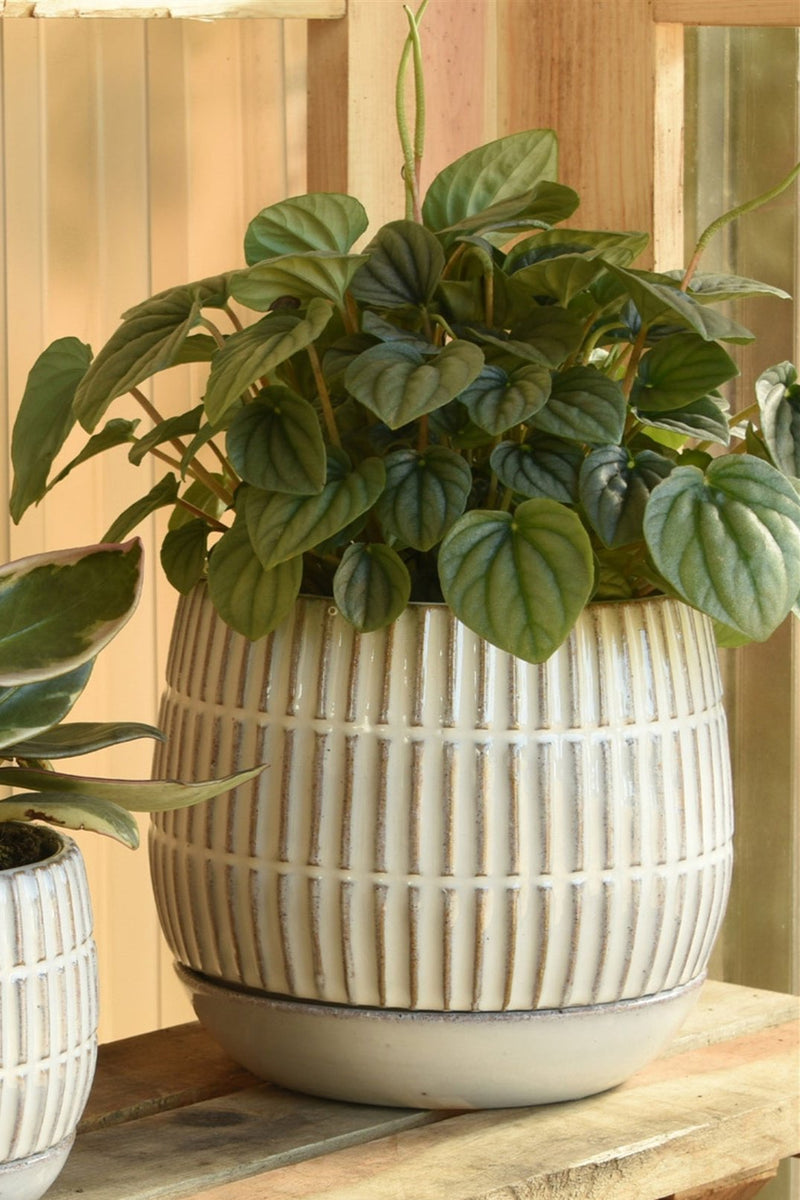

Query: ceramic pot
[0,828,98,1200]
[150,589,733,1107]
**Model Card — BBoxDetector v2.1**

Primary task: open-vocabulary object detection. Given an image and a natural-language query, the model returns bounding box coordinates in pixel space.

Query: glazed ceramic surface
[151,591,733,1015]
[0,831,98,1199]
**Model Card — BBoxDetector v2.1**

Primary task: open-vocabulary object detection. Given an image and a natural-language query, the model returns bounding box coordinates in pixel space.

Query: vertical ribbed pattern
[0,836,98,1163]
[150,591,734,1012]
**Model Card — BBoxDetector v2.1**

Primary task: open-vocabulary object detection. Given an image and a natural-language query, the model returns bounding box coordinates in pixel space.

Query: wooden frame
[0,0,342,15]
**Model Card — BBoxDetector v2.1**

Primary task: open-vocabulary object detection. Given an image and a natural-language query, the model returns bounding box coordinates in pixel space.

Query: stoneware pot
[0,827,98,1200]
[150,589,733,1108]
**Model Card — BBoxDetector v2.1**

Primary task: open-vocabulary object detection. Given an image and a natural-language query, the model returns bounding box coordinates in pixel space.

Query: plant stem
[396,0,430,223]
[417,413,429,453]
[681,159,800,290]
[307,344,342,447]
[196,317,228,350]
[224,304,244,333]
[150,447,235,507]
[622,325,649,398]
[175,497,229,532]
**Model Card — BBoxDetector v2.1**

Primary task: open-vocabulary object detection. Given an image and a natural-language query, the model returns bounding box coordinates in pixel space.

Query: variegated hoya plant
[9,4,800,665]
[0,539,261,867]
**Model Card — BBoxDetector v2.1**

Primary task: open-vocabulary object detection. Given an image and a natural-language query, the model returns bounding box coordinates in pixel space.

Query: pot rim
[0,821,77,878]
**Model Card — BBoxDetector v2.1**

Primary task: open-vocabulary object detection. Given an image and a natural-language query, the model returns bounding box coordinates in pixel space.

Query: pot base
[176,964,704,1109]
[0,1135,75,1200]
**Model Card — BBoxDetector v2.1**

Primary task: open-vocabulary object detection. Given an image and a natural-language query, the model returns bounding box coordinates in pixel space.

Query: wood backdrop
[0,2,798,1056]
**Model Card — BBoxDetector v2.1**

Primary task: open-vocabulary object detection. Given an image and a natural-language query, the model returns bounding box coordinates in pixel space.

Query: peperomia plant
[9,8,800,663]
[0,538,261,865]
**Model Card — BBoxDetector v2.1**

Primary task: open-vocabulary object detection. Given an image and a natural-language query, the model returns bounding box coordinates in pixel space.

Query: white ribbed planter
[0,829,98,1200]
[150,589,733,1107]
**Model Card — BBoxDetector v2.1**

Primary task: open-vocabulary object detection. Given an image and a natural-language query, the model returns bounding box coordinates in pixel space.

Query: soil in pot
[0,823,61,871]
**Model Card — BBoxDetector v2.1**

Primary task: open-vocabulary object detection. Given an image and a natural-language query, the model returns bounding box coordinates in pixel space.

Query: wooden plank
[189,1019,800,1200]
[654,1,799,25]
[79,1023,257,1132]
[51,1084,447,1200]
[0,0,343,17]
[665,982,800,1054]
[669,1163,779,1199]
[496,0,684,270]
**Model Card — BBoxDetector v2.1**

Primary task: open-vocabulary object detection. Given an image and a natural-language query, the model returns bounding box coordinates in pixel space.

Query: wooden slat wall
[0,17,307,1039]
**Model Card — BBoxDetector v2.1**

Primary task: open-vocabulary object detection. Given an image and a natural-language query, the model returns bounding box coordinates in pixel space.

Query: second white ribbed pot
[150,589,733,1107]
[0,829,98,1200]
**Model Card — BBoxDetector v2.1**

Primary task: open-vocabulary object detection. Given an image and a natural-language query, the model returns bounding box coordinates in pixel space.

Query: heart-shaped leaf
[203,300,334,425]
[529,366,626,445]
[755,362,800,480]
[74,275,231,430]
[509,254,607,306]
[47,419,140,491]
[245,457,386,569]
[0,540,142,686]
[438,500,594,663]
[633,332,739,412]
[244,194,368,265]
[458,362,552,435]
[350,221,445,308]
[103,473,180,543]
[435,181,580,240]
[422,130,558,233]
[490,438,582,503]
[507,229,649,272]
[0,661,93,751]
[606,266,755,343]
[643,455,800,640]
[229,252,367,311]
[638,397,730,446]
[129,407,203,465]
[160,519,210,594]
[10,337,92,521]
[376,448,472,550]
[509,307,585,367]
[226,386,325,495]
[333,543,411,632]
[345,340,484,429]
[580,446,674,547]
[207,519,302,640]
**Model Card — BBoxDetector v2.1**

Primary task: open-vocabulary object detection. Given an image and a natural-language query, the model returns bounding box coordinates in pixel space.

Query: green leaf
[507,229,649,272]
[458,362,552,435]
[160,520,210,594]
[579,447,674,547]
[10,337,92,522]
[638,397,730,446]
[128,407,203,466]
[0,763,264,812]
[632,333,739,412]
[350,221,445,309]
[225,386,325,495]
[643,455,800,640]
[508,307,585,367]
[438,500,594,663]
[606,266,755,343]
[490,439,582,503]
[333,543,411,632]
[245,457,386,569]
[0,662,93,752]
[755,362,800,480]
[47,419,140,490]
[422,130,559,233]
[74,275,230,430]
[435,181,580,240]
[376,448,472,550]
[529,366,627,445]
[0,541,142,687]
[679,272,792,304]
[508,254,607,306]
[5,721,163,760]
[344,340,484,429]
[244,193,369,265]
[229,252,367,311]
[204,300,334,424]
[207,519,302,640]
[0,794,141,849]
[103,474,180,543]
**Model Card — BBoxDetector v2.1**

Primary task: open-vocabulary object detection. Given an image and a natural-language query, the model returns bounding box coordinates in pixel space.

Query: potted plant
[0,538,261,1200]
[8,8,800,1109]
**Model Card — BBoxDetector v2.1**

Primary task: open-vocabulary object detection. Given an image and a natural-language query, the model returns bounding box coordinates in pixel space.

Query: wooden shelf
[48,980,800,1200]
[0,0,343,17]
[654,0,799,25]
